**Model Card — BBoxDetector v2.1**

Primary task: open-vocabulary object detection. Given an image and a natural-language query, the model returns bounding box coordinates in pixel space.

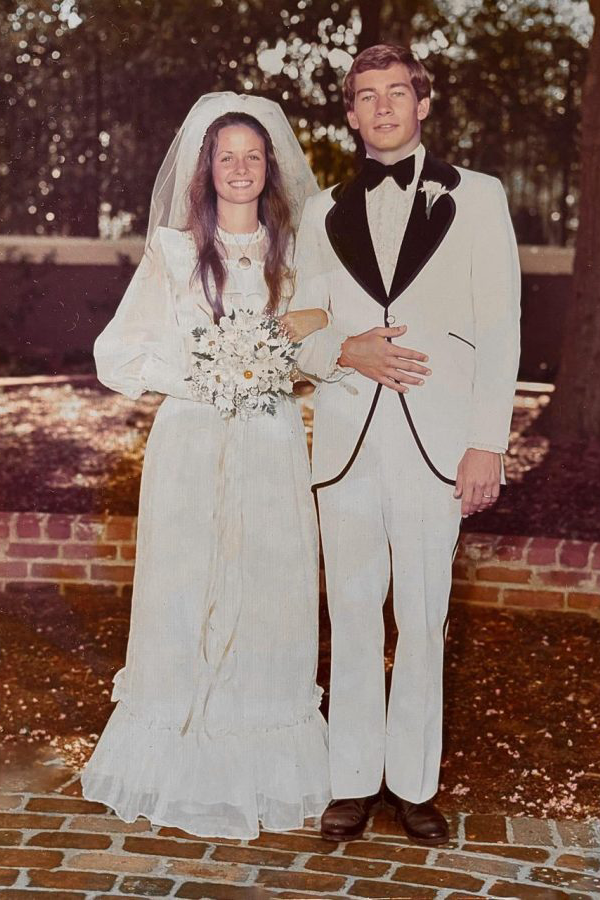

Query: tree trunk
[357,0,383,52]
[547,2,600,440]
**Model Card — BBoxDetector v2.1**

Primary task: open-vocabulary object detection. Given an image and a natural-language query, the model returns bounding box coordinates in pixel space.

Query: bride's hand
[279,309,328,342]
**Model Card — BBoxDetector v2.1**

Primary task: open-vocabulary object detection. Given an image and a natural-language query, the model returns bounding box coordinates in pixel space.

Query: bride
[81,93,337,839]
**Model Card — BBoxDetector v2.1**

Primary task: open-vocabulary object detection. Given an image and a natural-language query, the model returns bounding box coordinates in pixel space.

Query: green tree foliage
[0,0,591,241]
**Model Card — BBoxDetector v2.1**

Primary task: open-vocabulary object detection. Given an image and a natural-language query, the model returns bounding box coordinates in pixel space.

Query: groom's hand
[338,326,431,392]
[454,449,501,516]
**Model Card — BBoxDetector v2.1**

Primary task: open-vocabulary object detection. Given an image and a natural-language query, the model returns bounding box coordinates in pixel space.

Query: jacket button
[387,314,396,324]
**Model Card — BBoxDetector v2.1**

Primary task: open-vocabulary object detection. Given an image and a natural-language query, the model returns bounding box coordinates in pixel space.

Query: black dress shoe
[321,794,379,842]
[385,788,449,846]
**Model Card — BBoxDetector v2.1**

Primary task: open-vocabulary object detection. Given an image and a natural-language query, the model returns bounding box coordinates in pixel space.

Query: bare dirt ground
[1,381,599,540]
[1,587,598,820]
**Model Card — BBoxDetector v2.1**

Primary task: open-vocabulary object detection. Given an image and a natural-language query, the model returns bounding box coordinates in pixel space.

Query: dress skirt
[81,393,330,838]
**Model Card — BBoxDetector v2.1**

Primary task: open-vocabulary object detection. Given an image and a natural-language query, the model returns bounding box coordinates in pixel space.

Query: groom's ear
[347,106,359,131]
[417,97,431,122]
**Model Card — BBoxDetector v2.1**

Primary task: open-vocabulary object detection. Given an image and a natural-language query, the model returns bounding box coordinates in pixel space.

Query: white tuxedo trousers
[317,387,463,803]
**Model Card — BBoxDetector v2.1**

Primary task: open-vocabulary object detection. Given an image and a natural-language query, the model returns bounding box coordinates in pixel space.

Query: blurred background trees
[0,0,592,242]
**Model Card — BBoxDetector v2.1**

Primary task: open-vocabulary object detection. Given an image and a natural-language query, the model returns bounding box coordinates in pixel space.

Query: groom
[291,43,520,844]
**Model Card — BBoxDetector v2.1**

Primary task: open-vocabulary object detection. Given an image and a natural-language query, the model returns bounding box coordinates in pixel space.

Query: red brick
[556,820,600,848]
[559,541,591,568]
[74,516,106,541]
[304,853,390,878]
[452,582,501,604]
[62,543,117,560]
[567,591,600,610]
[489,880,576,898]
[527,537,560,566]
[464,814,508,843]
[5,580,60,594]
[555,852,600,872]
[591,545,600,569]
[537,569,590,588]
[510,817,556,846]
[495,536,529,561]
[69,815,150,834]
[0,814,66,829]
[255,869,346,892]
[0,868,19,886]
[503,588,564,610]
[69,852,156,874]
[122,836,208,859]
[250,830,336,854]
[452,561,471,580]
[462,843,548,862]
[30,562,87,580]
[91,564,135,582]
[343,842,428,864]
[7,542,59,559]
[0,796,23,811]
[175,884,264,899]
[120,544,137,560]
[119,875,175,896]
[349,881,436,898]
[0,830,22,846]
[0,512,11,539]
[105,517,135,540]
[25,798,107,815]
[62,582,118,598]
[210,845,295,867]
[15,513,42,538]
[392,865,485,891]
[46,514,73,540]
[476,566,531,584]
[0,561,28,578]
[0,848,64,868]
[27,869,117,891]
[166,859,250,880]
[434,851,520,878]
[156,827,207,842]
[0,892,86,900]
[27,831,112,850]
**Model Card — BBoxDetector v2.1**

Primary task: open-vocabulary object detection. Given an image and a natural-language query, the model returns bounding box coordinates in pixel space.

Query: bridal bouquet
[187,309,299,419]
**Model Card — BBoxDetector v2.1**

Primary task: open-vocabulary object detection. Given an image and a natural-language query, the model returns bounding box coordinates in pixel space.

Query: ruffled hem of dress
[81,700,331,840]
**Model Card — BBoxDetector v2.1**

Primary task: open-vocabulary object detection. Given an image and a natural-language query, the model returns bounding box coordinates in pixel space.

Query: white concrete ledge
[0,235,575,274]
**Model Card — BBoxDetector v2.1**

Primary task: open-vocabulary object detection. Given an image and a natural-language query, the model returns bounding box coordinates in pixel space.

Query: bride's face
[212,125,267,207]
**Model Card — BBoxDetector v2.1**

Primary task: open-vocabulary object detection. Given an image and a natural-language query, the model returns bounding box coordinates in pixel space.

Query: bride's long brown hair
[186,112,293,321]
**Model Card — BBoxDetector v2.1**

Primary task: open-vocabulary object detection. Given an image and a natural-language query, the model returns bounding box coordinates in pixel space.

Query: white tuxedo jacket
[291,152,521,489]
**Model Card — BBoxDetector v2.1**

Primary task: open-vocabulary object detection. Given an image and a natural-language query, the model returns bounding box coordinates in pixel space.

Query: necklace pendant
[238,256,252,269]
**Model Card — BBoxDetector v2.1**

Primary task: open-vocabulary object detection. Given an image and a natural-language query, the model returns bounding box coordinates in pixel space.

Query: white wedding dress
[81,225,331,839]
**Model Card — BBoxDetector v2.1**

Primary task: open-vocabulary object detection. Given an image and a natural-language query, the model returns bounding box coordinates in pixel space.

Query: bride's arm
[288,197,352,381]
[94,229,192,400]
[279,308,328,342]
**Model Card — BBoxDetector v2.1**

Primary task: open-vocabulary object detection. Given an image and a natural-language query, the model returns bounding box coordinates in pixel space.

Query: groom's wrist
[337,336,354,368]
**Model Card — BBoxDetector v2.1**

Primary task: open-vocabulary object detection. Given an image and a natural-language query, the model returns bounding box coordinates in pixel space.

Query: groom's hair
[343,44,432,111]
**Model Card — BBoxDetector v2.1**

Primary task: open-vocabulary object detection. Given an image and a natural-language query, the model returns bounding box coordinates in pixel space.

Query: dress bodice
[172,225,274,334]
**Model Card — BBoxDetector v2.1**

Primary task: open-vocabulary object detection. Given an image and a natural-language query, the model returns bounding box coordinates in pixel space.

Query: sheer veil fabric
[146,91,319,248]
[81,94,331,838]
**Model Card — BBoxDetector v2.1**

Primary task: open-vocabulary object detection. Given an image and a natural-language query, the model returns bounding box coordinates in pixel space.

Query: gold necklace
[229,224,262,269]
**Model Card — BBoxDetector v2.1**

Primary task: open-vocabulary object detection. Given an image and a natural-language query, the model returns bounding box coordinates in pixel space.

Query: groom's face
[347,63,430,161]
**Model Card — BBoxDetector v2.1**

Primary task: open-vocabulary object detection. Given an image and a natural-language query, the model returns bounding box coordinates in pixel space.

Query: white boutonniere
[420,180,450,220]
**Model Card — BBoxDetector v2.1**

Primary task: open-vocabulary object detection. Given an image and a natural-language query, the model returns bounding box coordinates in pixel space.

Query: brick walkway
[1,788,599,899]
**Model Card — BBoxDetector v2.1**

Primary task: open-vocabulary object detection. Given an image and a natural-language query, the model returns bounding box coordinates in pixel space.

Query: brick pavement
[0,789,599,899]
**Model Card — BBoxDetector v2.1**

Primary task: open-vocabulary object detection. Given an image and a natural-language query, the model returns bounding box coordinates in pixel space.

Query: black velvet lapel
[325,175,387,306]
[325,152,461,308]
[388,152,461,304]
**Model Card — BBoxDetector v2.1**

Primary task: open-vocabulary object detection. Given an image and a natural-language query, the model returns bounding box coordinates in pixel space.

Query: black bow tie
[362,155,416,192]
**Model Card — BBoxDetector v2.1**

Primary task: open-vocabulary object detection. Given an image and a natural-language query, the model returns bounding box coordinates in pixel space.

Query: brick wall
[1,512,599,614]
